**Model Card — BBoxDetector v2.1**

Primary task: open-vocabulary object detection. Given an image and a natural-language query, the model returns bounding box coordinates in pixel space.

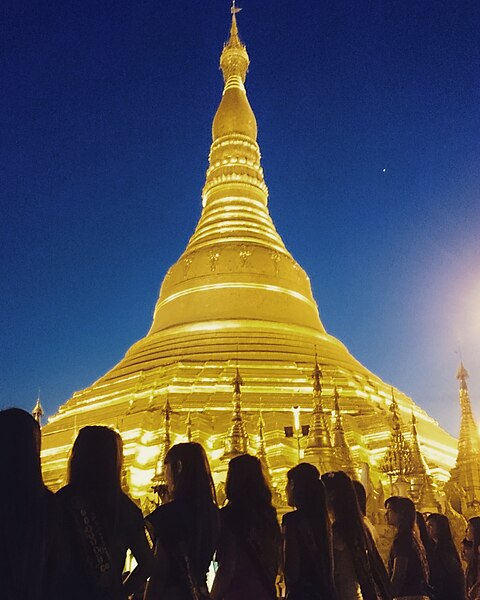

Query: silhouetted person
[211,454,281,600]
[0,408,59,600]
[145,442,219,600]
[416,510,434,570]
[352,479,379,544]
[384,496,430,599]
[465,516,480,600]
[425,513,464,600]
[56,425,152,599]
[462,535,475,568]
[323,471,392,600]
[283,463,335,600]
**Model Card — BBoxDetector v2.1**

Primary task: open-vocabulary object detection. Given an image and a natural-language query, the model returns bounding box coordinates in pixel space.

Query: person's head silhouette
[68,425,123,494]
[0,407,44,498]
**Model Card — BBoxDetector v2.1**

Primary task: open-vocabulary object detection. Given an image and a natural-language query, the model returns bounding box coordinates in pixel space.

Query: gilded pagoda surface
[41,11,458,505]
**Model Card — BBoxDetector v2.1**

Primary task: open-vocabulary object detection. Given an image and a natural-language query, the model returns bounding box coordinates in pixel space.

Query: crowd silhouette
[1,407,480,600]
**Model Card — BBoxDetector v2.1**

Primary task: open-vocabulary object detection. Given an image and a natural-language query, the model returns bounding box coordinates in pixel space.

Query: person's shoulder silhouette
[0,407,60,600]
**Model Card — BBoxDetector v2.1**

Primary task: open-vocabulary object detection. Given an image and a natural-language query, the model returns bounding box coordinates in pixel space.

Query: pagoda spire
[447,363,480,516]
[456,363,480,457]
[152,398,173,491]
[222,367,249,459]
[409,411,438,512]
[32,394,44,426]
[186,411,193,443]
[381,389,414,496]
[148,6,324,339]
[332,387,356,478]
[304,354,336,471]
[256,411,271,481]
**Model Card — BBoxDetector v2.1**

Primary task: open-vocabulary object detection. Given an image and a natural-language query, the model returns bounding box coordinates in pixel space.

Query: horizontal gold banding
[156,281,317,311]
[223,75,245,92]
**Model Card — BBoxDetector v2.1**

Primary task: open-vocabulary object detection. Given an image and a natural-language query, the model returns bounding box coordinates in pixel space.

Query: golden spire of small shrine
[256,411,268,462]
[456,363,480,456]
[381,389,414,495]
[332,386,356,478]
[305,353,336,471]
[256,410,272,482]
[306,352,332,447]
[409,411,437,511]
[152,398,173,490]
[448,363,480,516]
[222,366,249,459]
[186,411,193,443]
[32,393,44,426]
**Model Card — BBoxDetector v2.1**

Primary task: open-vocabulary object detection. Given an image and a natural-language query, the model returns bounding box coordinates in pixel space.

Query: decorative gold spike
[152,398,173,491]
[447,364,480,517]
[409,411,438,512]
[381,390,414,495]
[222,366,249,459]
[186,411,193,443]
[32,395,44,426]
[332,387,356,478]
[304,356,336,472]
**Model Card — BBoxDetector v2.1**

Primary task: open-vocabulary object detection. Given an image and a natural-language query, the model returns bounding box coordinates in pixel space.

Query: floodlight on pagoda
[284,405,310,462]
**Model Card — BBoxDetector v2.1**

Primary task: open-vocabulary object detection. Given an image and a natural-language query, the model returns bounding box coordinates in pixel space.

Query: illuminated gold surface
[447,364,480,517]
[40,12,458,503]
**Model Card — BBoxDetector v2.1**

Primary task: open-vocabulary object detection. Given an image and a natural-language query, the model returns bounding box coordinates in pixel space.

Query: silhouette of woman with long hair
[425,513,464,600]
[465,516,480,600]
[384,495,429,600]
[322,471,392,600]
[211,454,281,600]
[282,463,335,600]
[145,442,219,600]
[0,408,59,600]
[57,425,152,600]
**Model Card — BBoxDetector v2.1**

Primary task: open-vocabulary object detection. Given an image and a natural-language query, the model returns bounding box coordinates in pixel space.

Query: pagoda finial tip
[226,1,242,45]
[457,361,469,381]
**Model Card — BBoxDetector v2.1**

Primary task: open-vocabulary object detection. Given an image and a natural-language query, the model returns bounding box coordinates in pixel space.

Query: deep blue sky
[1,1,479,436]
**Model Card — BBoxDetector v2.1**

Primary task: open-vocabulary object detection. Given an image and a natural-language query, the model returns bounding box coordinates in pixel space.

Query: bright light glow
[135,445,159,467]
[130,466,156,489]
[292,405,300,433]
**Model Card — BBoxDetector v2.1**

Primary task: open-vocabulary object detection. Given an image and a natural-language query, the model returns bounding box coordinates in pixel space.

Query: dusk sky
[1,1,479,437]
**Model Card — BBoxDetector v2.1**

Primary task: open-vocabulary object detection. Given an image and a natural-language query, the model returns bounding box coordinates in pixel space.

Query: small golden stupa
[41,9,458,504]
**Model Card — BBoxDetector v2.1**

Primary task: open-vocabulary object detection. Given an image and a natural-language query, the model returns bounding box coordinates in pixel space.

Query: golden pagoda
[32,395,44,426]
[380,391,415,497]
[222,367,249,459]
[409,412,438,512]
[331,387,357,478]
[304,355,336,472]
[446,363,480,517]
[151,398,173,491]
[41,9,458,503]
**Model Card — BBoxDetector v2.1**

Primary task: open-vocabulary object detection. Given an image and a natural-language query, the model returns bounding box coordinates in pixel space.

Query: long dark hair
[466,517,480,588]
[68,426,123,534]
[322,470,368,548]
[0,407,44,498]
[324,471,392,600]
[385,496,429,581]
[0,408,53,600]
[164,443,218,567]
[224,455,280,581]
[417,511,433,566]
[287,463,334,593]
[426,513,460,565]
[68,425,123,493]
[385,495,416,535]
